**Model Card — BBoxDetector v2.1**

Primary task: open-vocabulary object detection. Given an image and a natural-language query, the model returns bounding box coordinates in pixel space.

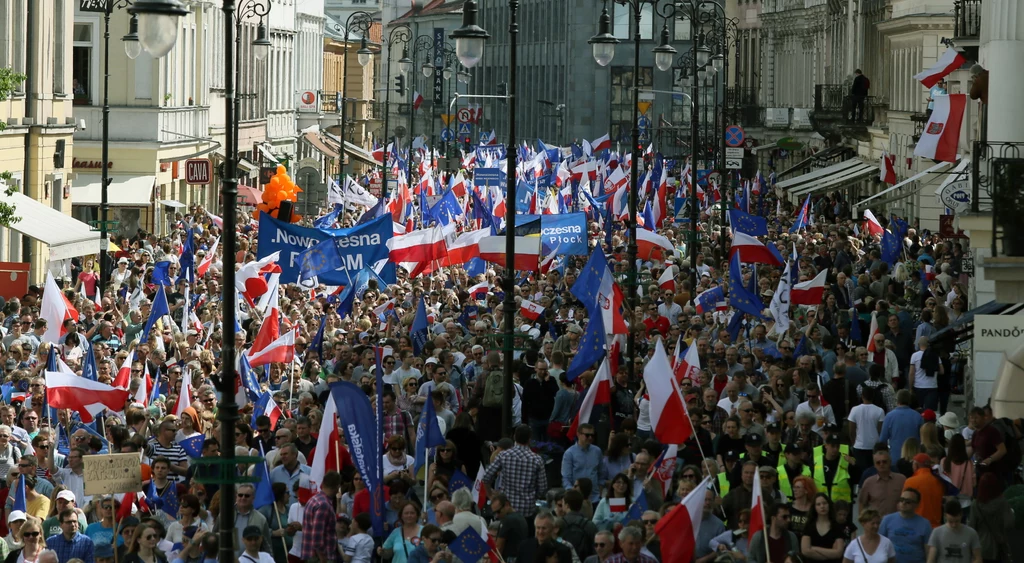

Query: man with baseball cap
[42,490,85,538]
[240,525,274,563]
[904,452,944,526]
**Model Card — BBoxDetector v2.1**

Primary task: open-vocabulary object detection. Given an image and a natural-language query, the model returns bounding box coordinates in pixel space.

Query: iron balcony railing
[973,140,1023,257]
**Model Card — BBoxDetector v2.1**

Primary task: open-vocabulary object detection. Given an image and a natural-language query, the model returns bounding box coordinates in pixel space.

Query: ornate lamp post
[337,12,375,190]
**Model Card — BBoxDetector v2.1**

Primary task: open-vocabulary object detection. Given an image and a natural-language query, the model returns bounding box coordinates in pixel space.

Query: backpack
[482,369,504,408]
[560,515,594,560]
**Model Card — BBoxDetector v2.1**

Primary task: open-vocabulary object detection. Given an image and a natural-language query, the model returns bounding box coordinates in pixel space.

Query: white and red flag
[40,273,79,344]
[914,48,966,88]
[520,300,545,321]
[471,464,488,508]
[592,133,611,153]
[173,368,193,417]
[648,444,678,496]
[567,358,612,440]
[468,281,490,300]
[749,464,766,542]
[880,152,897,185]
[863,209,885,236]
[791,269,829,306]
[866,312,881,353]
[658,267,675,291]
[729,232,785,266]
[654,477,714,563]
[412,91,423,110]
[246,328,297,366]
[643,340,693,444]
[914,94,967,162]
[46,372,129,423]
[309,394,342,490]
[674,341,701,384]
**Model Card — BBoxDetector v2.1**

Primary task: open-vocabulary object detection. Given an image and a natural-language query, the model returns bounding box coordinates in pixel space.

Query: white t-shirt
[382,454,415,476]
[718,397,741,414]
[848,403,886,449]
[910,350,937,389]
[287,502,305,558]
[341,532,375,563]
[239,552,275,563]
[842,536,896,563]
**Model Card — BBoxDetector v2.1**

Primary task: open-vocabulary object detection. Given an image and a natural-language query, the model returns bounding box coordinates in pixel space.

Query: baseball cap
[56,490,76,502]
[825,434,842,445]
[744,433,764,446]
[913,453,932,466]
[922,409,937,422]
[243,525,262,538]
[765,422,782,433]
[6,510,25,524]
[724,449,740,461]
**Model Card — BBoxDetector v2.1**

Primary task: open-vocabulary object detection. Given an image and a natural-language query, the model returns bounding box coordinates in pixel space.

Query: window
[674,16,692,41]
[671,68,692,127]
[610,66,653,145]
[73,23,93,105]
[54,0,66,94]
[12,0,25,92]
[613,3,653,40]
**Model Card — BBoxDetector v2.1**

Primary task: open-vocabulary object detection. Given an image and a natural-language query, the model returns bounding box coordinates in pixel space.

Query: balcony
[724,87,763,128]
[974,140,1024,257]
[953,0,982,42]
[73,105,210,144]
[812,84,875,139]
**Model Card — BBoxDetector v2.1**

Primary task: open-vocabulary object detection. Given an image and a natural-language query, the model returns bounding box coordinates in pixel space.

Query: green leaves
[0,67,27,227]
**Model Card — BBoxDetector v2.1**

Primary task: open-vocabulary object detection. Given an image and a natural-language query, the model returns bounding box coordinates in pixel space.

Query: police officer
[812,434,854,502]
[777,441,812,501]
[761,423,785,468]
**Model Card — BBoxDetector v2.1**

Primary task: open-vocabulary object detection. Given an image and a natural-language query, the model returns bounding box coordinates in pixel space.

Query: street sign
[725,125,745,147]
[185,159,212,185]
[707,171,722,185]
[637,101,652,115]
[458,123,472,135]
[638,116,651,129]
[479,132,490,144]
[432,28,445,105]
[441,114,455,126]
[457,108,473,123]
[440,128,454,142]
[725,148,743,170]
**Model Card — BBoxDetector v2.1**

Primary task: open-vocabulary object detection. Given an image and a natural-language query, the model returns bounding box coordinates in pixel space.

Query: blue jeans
[915,387,939,411]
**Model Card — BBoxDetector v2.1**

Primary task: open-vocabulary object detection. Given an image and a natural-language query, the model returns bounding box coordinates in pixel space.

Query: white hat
[938,412,960,428]
[56,489,76,503]
[7,510,26,524]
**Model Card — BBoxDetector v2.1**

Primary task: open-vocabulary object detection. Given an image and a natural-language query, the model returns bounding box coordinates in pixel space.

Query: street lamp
[338,13,375,200]
[128,0,189,58]
[588,3,618,67]
[253,22,272,61]
[451,0,519,438]
[122,15,142,60]
[377,24,412,201]
[422,62,434,77]
[653,22,676,72]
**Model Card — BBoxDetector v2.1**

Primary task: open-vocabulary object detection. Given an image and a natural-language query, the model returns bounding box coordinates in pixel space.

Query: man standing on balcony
[850,69,870,122]
[927,79,947,119]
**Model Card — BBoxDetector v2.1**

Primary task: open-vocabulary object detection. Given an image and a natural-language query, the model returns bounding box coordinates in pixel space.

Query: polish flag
[609,498,627,513]
[658,267,675,291]
[592,133,611,153]
[914,94,967,162]
[479,236,541,271]
[729,232,785,266]
[40,273,79,344]
[636,228,675,260]
[197,237,219,277]
[443,228,489,266]
[649,444,679,496]
[388,227,449,265]
[133,368,153,406]
[674,342,701,384]
[256,392,284,430]
[309,395,341,490]
[567,358,612,440]
[206,211,223,230]
[246,329,297,366]
[236,252,280,304]
[113,354,133,390]
[450,171,468,198]
[791,269,829,306]
[484,130,497,145]
[880,152,897,185]
[643,341,693,444]
[471,464,488,508]
[46,371,130,423]
[654,477,714,563]
[173,369,193,417]
[251,286,281,357]
[865,312,881,352]
[748,464,766,542]
[863,209,885,236]
[520,300,544,321]
[412,91,424,110]
[914,48,967,88]
[468,282,490,300]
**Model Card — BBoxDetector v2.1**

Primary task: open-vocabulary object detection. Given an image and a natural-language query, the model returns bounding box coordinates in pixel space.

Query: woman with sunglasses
[429,441,465,483]
[5,518,45,563]
[123,521,168,563]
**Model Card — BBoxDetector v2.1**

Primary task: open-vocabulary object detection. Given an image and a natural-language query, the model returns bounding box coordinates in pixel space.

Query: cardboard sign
[83,453,142,496]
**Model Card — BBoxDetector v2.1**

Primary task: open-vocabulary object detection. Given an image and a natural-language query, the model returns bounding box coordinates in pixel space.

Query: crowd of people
[0,154,1020,563]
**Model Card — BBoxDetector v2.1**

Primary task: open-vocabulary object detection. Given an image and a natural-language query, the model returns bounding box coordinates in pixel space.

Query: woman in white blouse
[841,509,895,563]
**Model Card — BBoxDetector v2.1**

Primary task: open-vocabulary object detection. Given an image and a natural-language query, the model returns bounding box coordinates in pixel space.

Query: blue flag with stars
[179,434,205,458]
[12,475,25,512]
[728,209,769,237]
[253,442,275,509]
[424,189,463,226]
[695,286,725,314]
[625,490,649,521]
[414,391,447,476]
[411,297,429,356]
[729,253,769,320]
[449,528,492,563]
[141,285,170,343]
[881,229,901,265]
[310,313,327,363]
[158,482,180,517]
[239,353,262,403]
[566,315,606,382]
[448,469,473,495]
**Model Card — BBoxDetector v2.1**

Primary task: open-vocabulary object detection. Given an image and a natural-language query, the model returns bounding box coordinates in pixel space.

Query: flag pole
[273,496,289,556]
[288,361,296,413]
[422,446,433,523]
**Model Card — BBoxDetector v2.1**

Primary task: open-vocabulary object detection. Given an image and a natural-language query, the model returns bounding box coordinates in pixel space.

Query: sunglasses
[431,493,446,501]
[594,542,608,548]
[23,532,39,538]
[237,493,251,498]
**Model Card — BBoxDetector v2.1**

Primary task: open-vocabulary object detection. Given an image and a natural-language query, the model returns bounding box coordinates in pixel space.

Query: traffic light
[395,75,406,96]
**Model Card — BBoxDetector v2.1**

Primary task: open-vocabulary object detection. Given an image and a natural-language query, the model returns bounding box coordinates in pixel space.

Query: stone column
[982,0,1024,141]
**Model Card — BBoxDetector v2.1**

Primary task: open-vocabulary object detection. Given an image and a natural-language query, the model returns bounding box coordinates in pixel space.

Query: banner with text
[517,212,589,255]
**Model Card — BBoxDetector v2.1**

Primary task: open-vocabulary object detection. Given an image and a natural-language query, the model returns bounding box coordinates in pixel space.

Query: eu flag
[449,528,491,563]
[411,297,429,356]
[728,209,769,237]
[252,443,275,509]
[425,189,463,226]
[728,253,768,320]
[159,482,180,517]
[625,490,649,521]
[297,236,344,283]
[448,469,473,494]
[141,285,170,343]
[357,198,386,225]
[565,315,605,382]
[151,261,173,286]
[12,475,25,512]
[881,229,901,265]
[695,286,724,314]
[179,434,206,458]
[414,395,446,476]
[314,203,344,229]
[310,313,327,363]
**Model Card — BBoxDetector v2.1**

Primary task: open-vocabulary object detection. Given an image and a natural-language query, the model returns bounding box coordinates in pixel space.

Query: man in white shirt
[717,382,743,415]
[847,386,886,473]
[795,382,836,435]
[658,290,683,325]
[340,514,374,563]
[909,336,940,411]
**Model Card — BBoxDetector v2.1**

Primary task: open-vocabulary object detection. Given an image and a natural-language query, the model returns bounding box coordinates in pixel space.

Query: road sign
[440,128,454,142]
[441,114,455,126]
[637,101,652,115]
[479,132,490,144]
[726,147,744,160]
[458,123,472,135]
[726,158,742,170]
[457,108,473,123]
[725,125,745,147]
[707,171,722,185]
[638,116,651,129]
[185,159,212,185]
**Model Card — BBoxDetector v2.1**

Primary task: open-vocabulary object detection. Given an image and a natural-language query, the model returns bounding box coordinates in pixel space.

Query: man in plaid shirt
[382,390,416,448]
[483,425,547,519]
[301,470,342,562]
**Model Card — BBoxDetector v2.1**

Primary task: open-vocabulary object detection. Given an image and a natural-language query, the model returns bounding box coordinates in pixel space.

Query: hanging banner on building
[257,212,395,285]
[433,28,445,105]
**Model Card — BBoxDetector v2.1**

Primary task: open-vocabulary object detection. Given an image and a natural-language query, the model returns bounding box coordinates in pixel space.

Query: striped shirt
[148,439,189,483]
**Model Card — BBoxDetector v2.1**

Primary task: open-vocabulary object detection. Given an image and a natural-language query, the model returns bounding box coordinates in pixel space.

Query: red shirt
[643,315,670,337]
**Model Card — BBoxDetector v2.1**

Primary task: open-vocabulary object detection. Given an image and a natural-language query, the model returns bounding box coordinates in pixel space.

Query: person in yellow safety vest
[717,471,731,497]
[777,441,812,501]
[812,434,853,502]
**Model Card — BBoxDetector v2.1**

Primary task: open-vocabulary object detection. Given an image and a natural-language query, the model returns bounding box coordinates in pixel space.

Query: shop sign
[72,158,112,169]
[976,314,1024,352]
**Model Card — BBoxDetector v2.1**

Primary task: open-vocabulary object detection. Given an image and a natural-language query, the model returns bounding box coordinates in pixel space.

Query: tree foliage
[0,67,26,226]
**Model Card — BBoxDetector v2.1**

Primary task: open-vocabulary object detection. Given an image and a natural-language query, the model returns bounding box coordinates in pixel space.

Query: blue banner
[330,381,385,537]
[515,212,589,255]
[257,212,395,286]
[473,167,505,188]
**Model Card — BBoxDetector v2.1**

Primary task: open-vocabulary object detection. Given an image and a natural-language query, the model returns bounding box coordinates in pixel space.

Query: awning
[238,159,258,174]
[157,142,220,164]
[930,301,1024,346]
[856,160,956,209]
[776,158,866,190]
[238,185,263,205]
[303,131,339,158]
[159,199,186,208]
[257,144,279,164]
[778,146,850,178]
[323,133,383,167]
[72,175,156,206]
[789,160,878,197]
[0,190,101,260]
